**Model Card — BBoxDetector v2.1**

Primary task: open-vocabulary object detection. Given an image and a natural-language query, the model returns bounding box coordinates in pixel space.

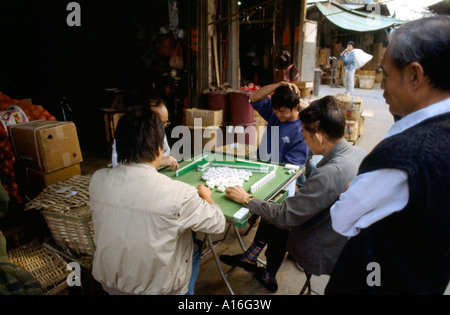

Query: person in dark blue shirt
[219,82,309,292]
[250,82,308,167]
[250,82,309,194]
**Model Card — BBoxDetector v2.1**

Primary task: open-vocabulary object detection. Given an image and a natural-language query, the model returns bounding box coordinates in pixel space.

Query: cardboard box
[8,120,83,173]
[344,120,359,142]
[300,89,312,98]
[293,82,313,98]
[186,108,223,127]
[294,81,314,89]
[15,163,82,199]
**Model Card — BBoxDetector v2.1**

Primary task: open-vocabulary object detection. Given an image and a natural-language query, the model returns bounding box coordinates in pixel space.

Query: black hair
[271,85,300,110]
[114,105,165,164]
[149,96,167,108]
[388,16,450,91]
[299,95,345,141]
[347,41,355,47]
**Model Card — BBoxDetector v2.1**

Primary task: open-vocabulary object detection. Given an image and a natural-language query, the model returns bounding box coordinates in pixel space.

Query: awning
[314,1,404,32]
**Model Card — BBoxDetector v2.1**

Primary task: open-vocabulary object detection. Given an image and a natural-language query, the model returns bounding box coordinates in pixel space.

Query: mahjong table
[159,152,303,228]
[159,152,304,295]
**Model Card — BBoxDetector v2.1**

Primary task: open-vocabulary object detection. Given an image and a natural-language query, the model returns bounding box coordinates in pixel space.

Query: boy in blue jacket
[249,82,309,194]
[250,82,308,168]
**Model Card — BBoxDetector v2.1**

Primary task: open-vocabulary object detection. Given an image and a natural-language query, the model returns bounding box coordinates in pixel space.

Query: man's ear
[407,62,425,89]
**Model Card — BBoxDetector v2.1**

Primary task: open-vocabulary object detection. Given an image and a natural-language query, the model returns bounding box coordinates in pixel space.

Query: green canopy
[316,1,404,32]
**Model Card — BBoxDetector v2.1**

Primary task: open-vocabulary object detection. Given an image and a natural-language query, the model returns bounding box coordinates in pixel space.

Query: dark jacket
[326,113,450,294]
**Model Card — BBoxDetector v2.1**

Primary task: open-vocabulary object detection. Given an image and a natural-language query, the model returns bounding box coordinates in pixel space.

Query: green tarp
[315,2,404,32]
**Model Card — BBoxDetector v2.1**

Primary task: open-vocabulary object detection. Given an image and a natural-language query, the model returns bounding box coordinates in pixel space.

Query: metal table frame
[200,170,302,295]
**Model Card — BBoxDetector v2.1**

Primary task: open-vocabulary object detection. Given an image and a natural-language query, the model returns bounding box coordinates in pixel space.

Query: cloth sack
[353,49,373,69]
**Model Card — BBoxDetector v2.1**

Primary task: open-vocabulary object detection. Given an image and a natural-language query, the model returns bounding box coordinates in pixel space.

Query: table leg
[206,234,235,295]
[201,223,231,259]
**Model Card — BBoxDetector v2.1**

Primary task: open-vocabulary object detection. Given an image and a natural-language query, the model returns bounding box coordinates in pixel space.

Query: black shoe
[219,254,258,272]
[254,268,278,293]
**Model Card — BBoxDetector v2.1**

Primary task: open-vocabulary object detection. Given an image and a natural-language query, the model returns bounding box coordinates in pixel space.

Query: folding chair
[299,271,312,295]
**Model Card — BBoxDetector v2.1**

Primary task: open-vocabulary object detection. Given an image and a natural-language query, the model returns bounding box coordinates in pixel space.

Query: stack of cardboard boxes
[335,94,365,144]
[7,120,83,199]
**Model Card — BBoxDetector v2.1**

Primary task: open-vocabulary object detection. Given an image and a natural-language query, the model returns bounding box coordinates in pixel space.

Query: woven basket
[8,240,70,295]
[25,175,95,256]
[42,206,95,256]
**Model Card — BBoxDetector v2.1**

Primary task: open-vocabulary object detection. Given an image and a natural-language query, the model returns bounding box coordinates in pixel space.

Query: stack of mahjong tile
[212,160,269,173]
[197,162,210,172]
[201,167,252,193]
[249,170,276,193]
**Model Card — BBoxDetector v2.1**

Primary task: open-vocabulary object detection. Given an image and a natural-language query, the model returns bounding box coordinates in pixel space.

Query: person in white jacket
[89,105,226,295]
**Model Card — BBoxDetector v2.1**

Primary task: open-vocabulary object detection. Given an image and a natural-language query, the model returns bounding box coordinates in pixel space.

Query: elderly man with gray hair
[326,16,450,295]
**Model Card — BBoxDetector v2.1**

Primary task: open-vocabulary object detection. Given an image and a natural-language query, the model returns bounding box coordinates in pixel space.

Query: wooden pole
[212,32,221,86]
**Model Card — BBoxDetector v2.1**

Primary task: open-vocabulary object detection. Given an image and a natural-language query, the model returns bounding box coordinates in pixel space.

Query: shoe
[254,268,278,293]
[219,254,258,272]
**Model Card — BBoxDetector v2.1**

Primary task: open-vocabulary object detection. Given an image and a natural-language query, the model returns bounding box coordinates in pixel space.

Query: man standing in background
[341,41,356,95]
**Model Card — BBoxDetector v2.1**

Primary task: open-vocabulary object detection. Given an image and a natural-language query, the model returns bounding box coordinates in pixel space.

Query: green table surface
[159,153,302,227]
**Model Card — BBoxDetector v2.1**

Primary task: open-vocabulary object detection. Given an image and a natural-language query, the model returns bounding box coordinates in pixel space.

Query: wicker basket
[25,175,95,256]
[42,206,95,256]
[8,240,70,295]
[358,75,375,89]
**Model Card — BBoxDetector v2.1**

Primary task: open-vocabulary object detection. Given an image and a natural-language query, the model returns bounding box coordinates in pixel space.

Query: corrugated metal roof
[314,1,404,32]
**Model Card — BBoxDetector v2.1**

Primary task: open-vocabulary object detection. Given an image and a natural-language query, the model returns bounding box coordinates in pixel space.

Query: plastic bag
[353,49,373,69]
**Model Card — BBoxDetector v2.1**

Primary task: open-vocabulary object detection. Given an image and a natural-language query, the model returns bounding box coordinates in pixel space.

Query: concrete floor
[80,83,395,296]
